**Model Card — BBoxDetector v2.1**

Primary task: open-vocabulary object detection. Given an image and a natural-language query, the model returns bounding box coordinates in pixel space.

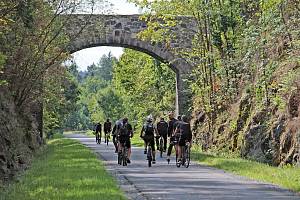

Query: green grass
[1,137,126,200]
[64,130,88,135]
[191,146,300,193]
[131,133,144,147]
[63,130,94,136]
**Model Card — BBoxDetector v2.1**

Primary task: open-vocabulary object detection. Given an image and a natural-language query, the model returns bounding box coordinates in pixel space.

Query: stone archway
[63,14,196,115]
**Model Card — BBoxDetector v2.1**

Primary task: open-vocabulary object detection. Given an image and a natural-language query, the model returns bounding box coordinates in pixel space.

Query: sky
[72,0,141,71]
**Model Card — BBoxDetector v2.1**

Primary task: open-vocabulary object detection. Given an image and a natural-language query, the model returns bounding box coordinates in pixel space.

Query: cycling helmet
[146,115,153,122]
[115,119,122,126]
[123,117,128,124]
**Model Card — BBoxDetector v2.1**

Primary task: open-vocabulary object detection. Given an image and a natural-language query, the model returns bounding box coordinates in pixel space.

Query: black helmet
[123,117,128,123]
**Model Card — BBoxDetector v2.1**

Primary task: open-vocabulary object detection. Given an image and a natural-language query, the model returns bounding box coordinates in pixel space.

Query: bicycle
[118,140,128,166]
[146,141,153,167]
[105,132,110,146]
[95,133,101,144]
[158,136,164,158]
[176,141,191,168]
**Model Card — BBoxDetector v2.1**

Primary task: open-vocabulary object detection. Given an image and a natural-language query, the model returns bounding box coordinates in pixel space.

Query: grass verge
[131,133,144,147]
[191,146,300,193]
[1,137,126,200]
[64,130,95,137]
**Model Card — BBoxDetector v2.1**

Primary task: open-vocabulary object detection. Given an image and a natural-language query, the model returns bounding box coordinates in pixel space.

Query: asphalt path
[65,134,300,200]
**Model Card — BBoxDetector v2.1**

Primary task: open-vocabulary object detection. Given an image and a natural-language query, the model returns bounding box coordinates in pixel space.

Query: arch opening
[68,41,180,74]
[66,46,177,130]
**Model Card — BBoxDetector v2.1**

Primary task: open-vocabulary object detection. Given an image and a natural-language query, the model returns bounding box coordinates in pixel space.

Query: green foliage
[191,146,300,192]
[64,49,176,131]
[0,52,7,85]
[96,86,125,121]
[63,53,125,129]
[1,138,126,200]
[97,52,118,81]
[86,52,117,82]
[132,0,300,163]
[43,65,80,138]
[113,49,176,125]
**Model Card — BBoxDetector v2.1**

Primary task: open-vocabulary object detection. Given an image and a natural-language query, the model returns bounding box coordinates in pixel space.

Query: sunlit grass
[63,130,95,138]
[83,130,96,137]
[63,130,88,135]
[191,145,300,193]
[131,133,144,147]
[1,137,126,200]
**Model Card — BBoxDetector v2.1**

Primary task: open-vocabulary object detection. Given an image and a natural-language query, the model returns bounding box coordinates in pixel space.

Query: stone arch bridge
[63,14,197,115]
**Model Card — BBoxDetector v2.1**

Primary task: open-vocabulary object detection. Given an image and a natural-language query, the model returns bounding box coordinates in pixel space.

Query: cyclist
[156,117,168,152]
[104,118,112,144]
[94,122,102,144]
[140,115,151,154]
[173,115,182,131]
[117,117,133,163]
[140,116,156,164]
[175,115,192,163]
[112,119,122,153]
[166,113,181,163]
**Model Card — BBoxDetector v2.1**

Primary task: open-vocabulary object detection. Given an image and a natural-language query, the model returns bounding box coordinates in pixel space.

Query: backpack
[144,123,154,135]
[157,121,168,135]
[104,122,111,132]
[179,122,190,139]
[94,123,101,133]
[118,123,129,136]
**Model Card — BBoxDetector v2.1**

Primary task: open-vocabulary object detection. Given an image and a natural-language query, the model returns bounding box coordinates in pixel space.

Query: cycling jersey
[104,121,112,133]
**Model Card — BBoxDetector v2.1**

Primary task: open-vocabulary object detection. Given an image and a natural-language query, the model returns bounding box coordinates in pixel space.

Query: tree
[43,64,80,137]
[97,52,117,82]
[113,49,176,126]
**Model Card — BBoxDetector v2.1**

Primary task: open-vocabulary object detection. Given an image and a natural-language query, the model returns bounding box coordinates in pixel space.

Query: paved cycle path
[65,134,299,200]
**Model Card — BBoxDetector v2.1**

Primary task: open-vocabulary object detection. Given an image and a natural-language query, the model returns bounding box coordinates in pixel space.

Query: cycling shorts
[119,135,131,148]
[144,135,155,151]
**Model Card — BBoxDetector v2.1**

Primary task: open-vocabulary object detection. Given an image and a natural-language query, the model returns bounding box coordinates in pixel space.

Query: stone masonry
[62,14,197,115]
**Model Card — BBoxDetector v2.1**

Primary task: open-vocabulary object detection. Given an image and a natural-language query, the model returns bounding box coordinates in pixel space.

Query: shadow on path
[65,134,300,200]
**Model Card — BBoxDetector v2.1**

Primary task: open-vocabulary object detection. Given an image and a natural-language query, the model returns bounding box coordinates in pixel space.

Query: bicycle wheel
[106,134,109,146]
[118,150,122,165]
[122,147,127,166]
[185,146,190,168]
[175,151,181,167]
[99,135,102,144]
[159,137,163,158]
[147,146,152,167]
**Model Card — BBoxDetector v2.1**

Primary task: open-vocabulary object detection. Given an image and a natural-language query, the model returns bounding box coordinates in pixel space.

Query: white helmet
[146,115,153,122]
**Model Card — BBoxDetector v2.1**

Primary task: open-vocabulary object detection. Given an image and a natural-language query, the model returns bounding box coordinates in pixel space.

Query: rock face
[0,90,42,184]
[193,89,300,166]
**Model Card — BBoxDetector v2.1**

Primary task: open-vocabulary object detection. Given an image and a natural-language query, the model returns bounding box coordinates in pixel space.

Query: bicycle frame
[159,136,164,158]
[118,141,128,166]
[146,142,152,167]
[176,141,191,168]
[95,133,101,144]
[183,142,191,168]
[105,132,110,145]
